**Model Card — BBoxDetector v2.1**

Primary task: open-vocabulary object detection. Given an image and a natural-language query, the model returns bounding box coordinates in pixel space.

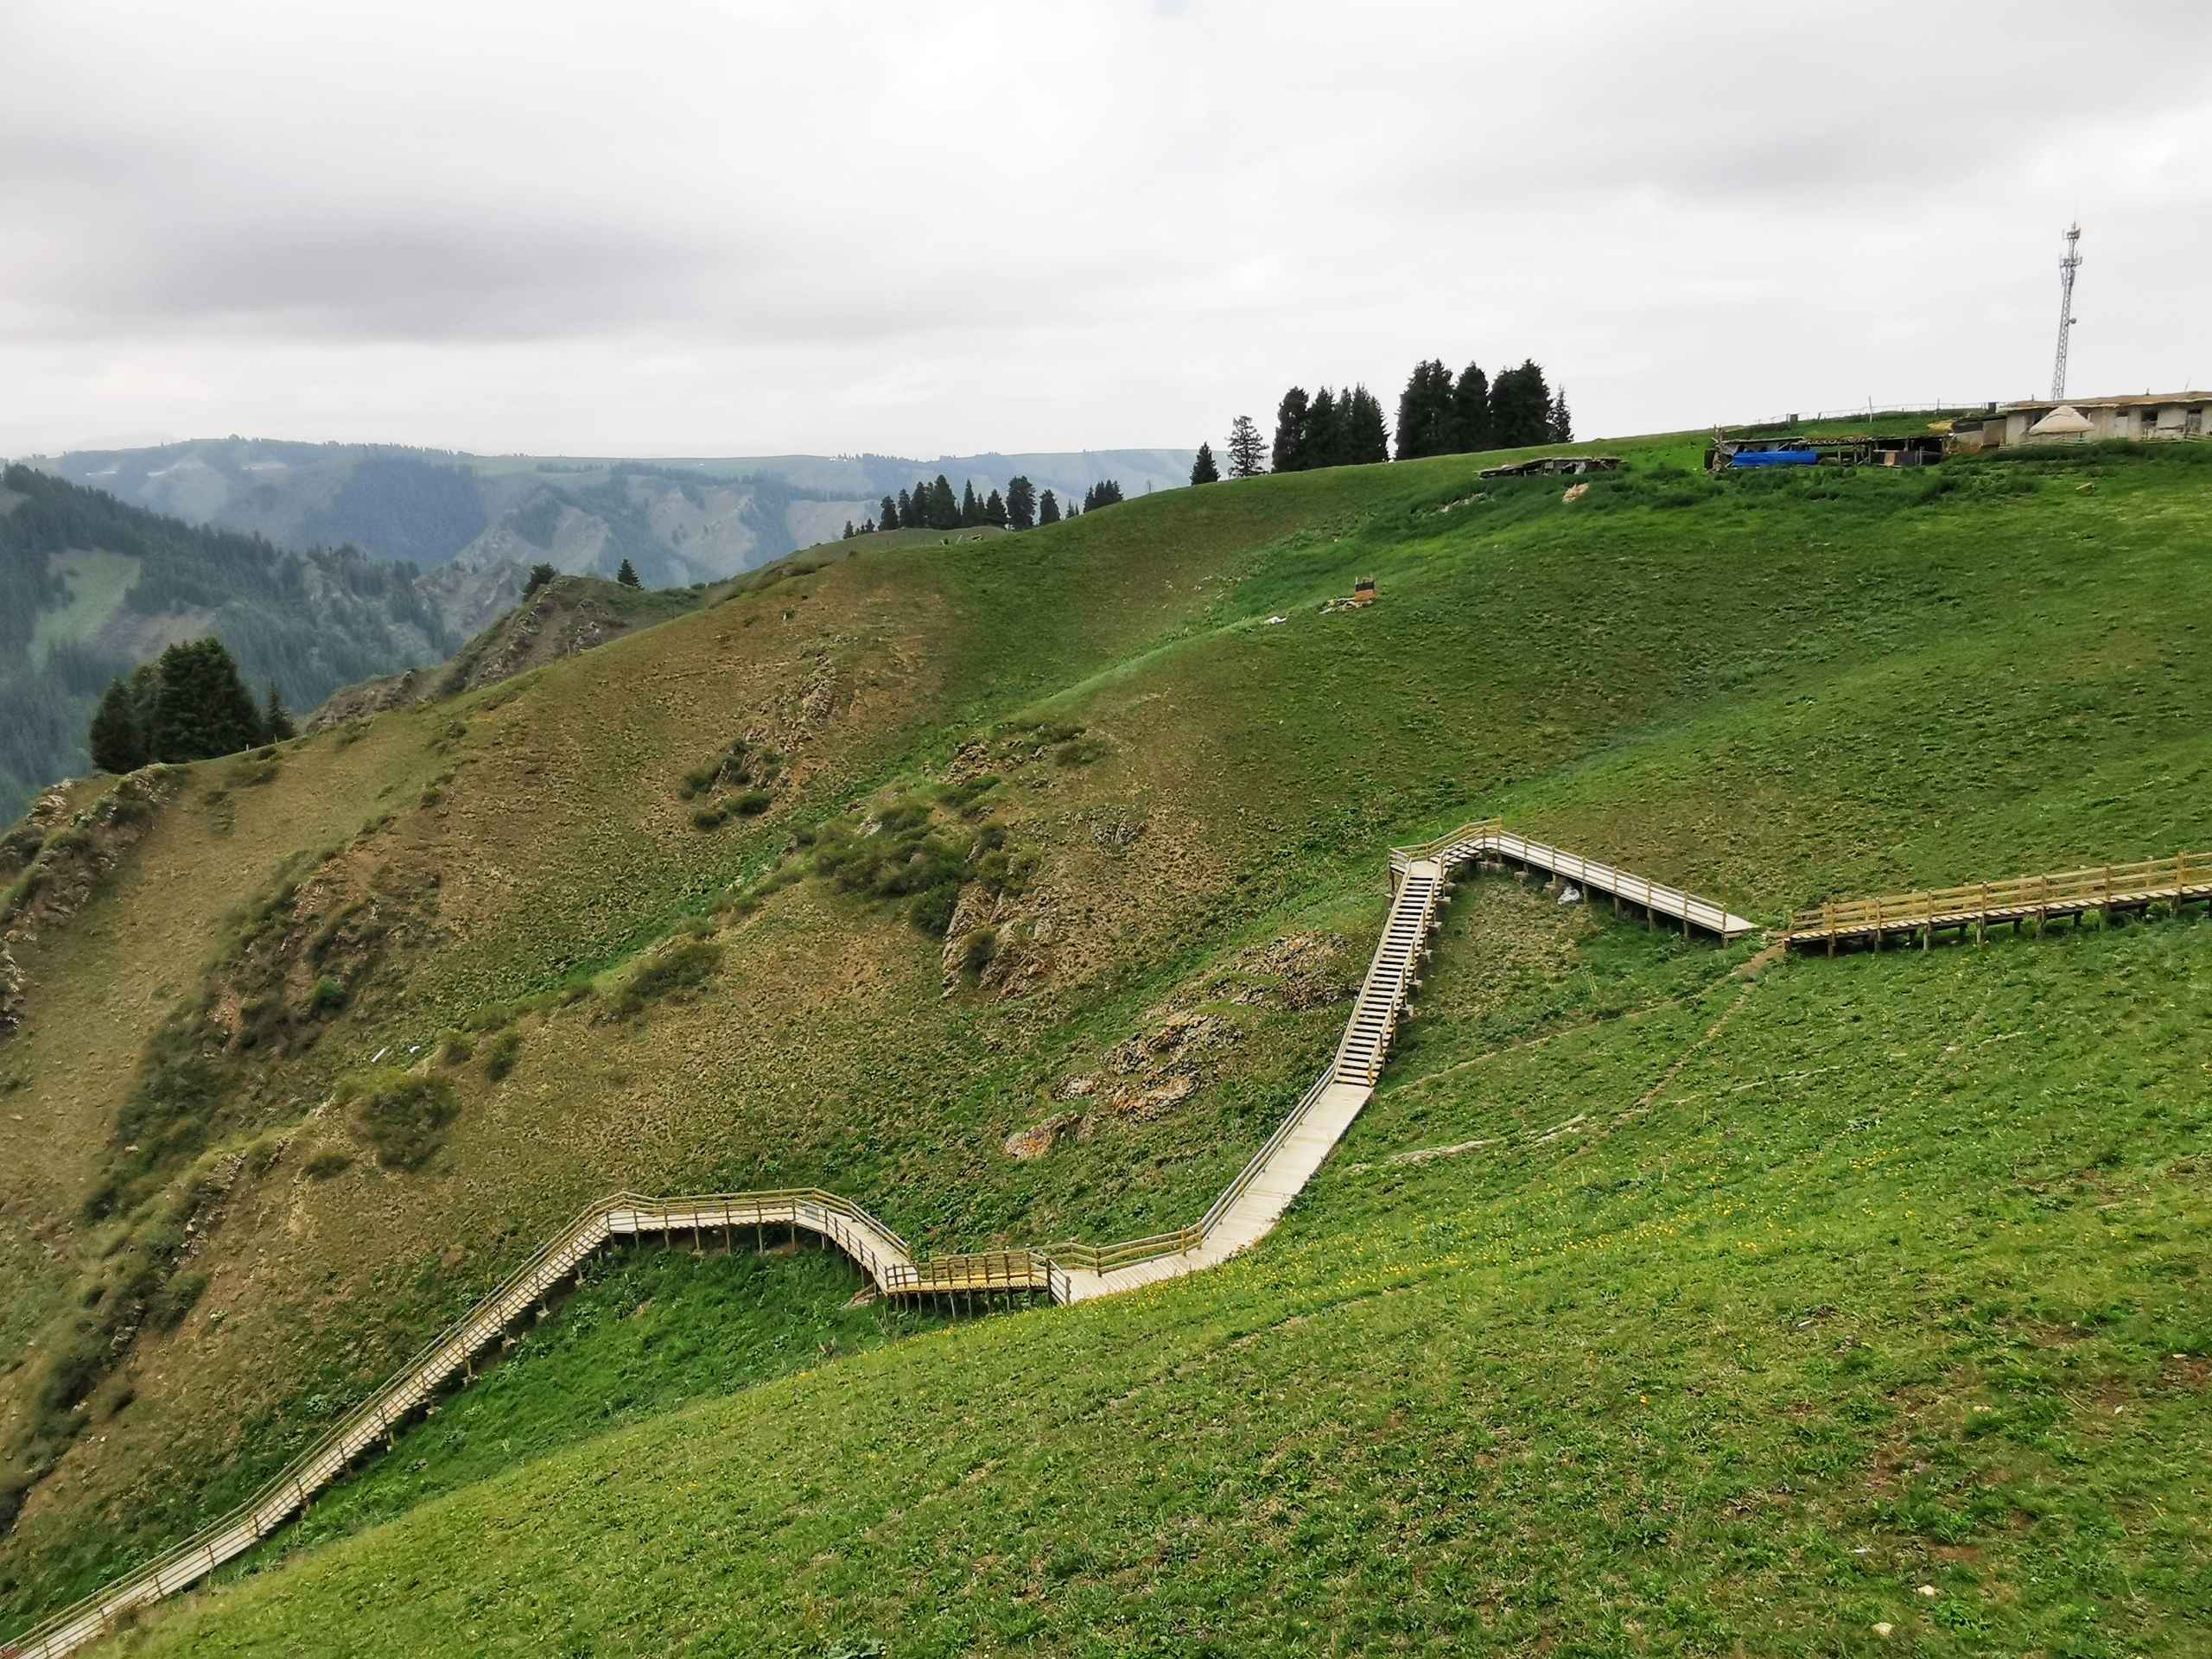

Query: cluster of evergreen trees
[1393,358,1569,459]
[1253,356,1571,476]
[88,638,294,774]
[1270,385,1392,473]
[842,471,1128,541]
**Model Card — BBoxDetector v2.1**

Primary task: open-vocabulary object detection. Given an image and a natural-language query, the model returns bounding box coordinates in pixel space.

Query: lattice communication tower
[2051,223,2082,400]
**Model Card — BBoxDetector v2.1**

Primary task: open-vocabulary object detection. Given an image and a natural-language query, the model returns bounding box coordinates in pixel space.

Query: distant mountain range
[21,441,1198,588]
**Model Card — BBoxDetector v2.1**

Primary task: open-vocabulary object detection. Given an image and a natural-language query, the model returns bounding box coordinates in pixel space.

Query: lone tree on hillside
[1005,476,1036,530]
[1224,415,1267,477]
[616,558,642,588]
[1189,442,1219,485]
[1037,488,1061,525]
[878,493,899,530]
[524,562,557,595]
[262,681,296,743]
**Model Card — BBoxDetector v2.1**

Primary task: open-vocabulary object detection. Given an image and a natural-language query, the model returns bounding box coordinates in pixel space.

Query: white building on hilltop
[1949,392,2209,451]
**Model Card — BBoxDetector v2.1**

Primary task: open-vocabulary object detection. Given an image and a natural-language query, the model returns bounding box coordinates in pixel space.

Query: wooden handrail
[1784,851,2211,939]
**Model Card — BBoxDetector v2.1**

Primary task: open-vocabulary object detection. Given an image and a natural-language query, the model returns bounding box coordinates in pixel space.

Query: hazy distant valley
[29,441,1198,588]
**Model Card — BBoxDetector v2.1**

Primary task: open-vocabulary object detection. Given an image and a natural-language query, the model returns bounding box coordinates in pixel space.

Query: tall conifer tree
[1452,362,1493,453]
[1272,388,1311,474]
[1189,442,1219,485]
[1037,489,1060,525]
[1225,416,1267,477]
[1004,476,1036,530]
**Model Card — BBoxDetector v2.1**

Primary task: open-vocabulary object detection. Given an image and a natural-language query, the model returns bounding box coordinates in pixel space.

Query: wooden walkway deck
[1783,851,2212,952]
[1390,820,1758,941]
[8,823,1745,1659]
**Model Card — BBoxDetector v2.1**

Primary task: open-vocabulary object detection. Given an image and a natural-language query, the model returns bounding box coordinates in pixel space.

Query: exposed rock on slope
[305,575,701,729]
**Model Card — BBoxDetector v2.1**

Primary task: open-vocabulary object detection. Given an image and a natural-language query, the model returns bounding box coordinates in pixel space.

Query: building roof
[2002,391,2209,415]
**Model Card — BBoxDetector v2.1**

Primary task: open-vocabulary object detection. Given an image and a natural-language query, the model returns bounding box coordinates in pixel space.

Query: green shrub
[308,976,348,1014]
[608,938,722,1017]
[482,1027,523,1082]
[303,1148,353,1180]
[731,790,772,817]
[437,1029,474,1065]
[958,928,998,976]
[691,803,729,830]
[340,1070,461,1172]
[146,1272,207,1331]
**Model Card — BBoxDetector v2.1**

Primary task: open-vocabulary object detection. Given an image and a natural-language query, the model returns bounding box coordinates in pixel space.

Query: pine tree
[880,493,899,531]
[88,676,147,773]
[1004,476,1035,531]
[1225,415,1267,477]
[1548,386,1573,442]
[1344,385,1390,465]
[1488,360,1554,449]
[895,488,914,529]
[1083,480,1124,512]
[262,680,295,743]
[1452,362,1493,453]
[985,488,1007,527]
[929,476,958,529]
[960,480,982,525]
[148,638,262,764]
[1038,489,1060,525]
[616,557,642,588]
[524,562,557,596]
[1189,442,1219,485]
[862,518,876,534]
[1305,388,1344,468]
[842,520,855,540]
[1273,387,1311,473]
[1395,359,1457,460]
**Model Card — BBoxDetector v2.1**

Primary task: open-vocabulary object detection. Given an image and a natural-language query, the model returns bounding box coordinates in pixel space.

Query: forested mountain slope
[0,467,480,825]
[3,428,2208,1656]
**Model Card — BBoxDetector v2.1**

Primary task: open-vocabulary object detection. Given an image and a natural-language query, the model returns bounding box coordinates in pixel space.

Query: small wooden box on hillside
[1352,577,1376,607]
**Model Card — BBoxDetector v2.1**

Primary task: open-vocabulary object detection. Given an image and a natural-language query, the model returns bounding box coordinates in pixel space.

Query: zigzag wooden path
[9,823,1747,1657]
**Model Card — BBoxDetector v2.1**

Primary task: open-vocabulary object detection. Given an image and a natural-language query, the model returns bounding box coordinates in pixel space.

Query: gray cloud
[2,2,2208,457]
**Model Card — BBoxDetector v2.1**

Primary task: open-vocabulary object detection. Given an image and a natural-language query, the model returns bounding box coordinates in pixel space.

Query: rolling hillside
[2,428,2209,1656]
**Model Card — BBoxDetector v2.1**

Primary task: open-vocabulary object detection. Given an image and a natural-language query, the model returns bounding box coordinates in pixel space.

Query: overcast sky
[3,3,2209,460]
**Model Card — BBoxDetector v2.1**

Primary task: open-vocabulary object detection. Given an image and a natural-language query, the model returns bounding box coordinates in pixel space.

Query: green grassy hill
[2,428,2209,1655]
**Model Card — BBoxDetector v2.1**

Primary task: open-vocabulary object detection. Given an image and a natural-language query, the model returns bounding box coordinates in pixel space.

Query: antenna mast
[2050,223,2082,400]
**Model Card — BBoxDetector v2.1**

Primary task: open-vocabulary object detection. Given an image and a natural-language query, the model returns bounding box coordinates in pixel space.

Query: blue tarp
[1727,449,1819,467]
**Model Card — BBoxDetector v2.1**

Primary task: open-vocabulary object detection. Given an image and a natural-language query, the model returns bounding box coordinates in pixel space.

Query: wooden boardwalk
[1391,820,1758,940]
[7,823,1744,1659]
[1783,851,2212,952]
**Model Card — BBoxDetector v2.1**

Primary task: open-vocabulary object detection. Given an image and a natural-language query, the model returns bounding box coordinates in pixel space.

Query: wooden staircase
[6,822,1745,1658]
